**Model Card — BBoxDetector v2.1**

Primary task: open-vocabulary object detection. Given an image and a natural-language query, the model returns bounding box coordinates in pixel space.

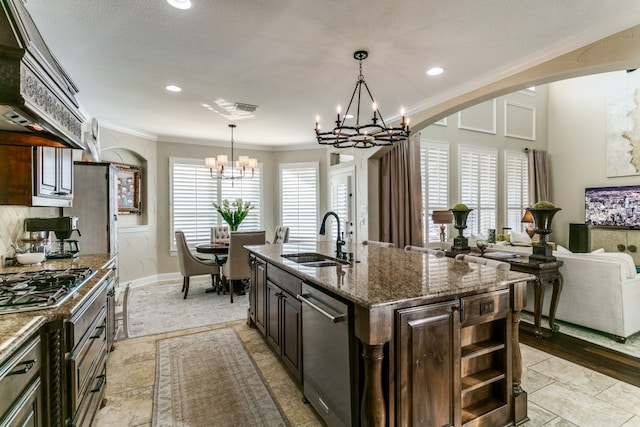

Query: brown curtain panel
[527,148,549,203]
[380,134,424,247]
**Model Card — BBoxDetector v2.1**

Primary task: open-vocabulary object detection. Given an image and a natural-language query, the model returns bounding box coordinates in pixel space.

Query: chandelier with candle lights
[314,50,410,149]
[205,124,257,180]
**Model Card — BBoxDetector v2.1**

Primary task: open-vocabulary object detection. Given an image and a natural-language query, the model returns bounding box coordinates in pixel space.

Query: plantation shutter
[220,166,262,231]
[505,151,529,231]
[170,159,218,248]
[280,163,319,241]
[459,146,497,235]
[421,141,450,243]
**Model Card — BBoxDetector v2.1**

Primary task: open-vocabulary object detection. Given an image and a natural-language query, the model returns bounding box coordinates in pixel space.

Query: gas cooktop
[0,268,94,313]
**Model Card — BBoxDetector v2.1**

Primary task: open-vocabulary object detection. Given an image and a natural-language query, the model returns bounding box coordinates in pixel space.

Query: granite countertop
[247,241,534,309]
[0,254,116,365]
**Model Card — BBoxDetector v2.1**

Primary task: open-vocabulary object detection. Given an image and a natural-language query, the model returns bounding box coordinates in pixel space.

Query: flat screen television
[585,185,640,227]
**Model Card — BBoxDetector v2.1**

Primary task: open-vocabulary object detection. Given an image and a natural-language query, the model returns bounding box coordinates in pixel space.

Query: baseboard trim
[120,272,212,289]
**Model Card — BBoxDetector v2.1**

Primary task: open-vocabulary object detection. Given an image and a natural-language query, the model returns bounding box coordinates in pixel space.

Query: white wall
[548,71,640,247]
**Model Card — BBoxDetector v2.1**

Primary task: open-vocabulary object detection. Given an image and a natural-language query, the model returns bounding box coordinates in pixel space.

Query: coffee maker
[24,217,81,259]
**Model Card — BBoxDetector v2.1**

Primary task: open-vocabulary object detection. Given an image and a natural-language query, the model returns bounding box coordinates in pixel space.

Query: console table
[487,255,563,337]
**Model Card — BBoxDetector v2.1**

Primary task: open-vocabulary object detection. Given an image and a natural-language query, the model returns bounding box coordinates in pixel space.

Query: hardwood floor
[520,322,640,388]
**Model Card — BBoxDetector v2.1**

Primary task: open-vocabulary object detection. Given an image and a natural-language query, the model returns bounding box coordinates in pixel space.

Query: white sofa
[439,241,640,341]
[493,244,640,342]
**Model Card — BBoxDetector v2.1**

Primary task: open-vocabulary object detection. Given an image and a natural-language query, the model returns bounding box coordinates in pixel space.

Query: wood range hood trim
[0,0,85,150]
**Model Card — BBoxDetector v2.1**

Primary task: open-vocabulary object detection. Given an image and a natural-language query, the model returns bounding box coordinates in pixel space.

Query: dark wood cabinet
[396,289,512,427]
[0,334,44,427]
[396,301,460,427]
[266,280,302,380]
[262,264,302,381]
[249,256,267,334]
[0,144,73,207]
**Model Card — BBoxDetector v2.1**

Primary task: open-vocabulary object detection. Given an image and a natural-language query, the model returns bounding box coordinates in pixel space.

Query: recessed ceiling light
[165,85,182,92]
[167,0,192,10]
[426,67,444,76]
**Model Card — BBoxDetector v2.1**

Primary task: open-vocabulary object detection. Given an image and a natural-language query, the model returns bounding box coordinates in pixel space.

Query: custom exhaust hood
[0,0,85,149]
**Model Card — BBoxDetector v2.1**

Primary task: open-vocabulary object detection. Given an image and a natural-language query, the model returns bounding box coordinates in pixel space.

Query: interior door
[329,168,355,243]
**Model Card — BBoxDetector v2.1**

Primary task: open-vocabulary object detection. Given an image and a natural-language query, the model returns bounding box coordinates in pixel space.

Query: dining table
[195,241,229,293]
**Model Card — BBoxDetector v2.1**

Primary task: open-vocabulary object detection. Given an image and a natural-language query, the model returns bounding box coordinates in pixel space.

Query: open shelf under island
[247,241,534,427]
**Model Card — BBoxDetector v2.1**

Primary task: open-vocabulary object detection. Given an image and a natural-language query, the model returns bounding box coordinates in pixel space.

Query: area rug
[521,311,640,359]
[128,280,248,338]
[152,327,288,427]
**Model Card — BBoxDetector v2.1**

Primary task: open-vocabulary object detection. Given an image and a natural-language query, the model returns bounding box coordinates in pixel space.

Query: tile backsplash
[0,206,56,262]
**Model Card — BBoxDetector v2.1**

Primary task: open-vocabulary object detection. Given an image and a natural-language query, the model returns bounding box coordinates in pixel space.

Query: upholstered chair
[221,231,266,303]
[175,231,220,299]
[404,245,446,257]
[114,283,131,340]
[272,226,290,244]
[362,240,395,248]
[211,226,230,243]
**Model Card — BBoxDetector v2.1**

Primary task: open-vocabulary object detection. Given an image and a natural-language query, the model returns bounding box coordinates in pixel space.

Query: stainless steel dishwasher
[297,283,352,427]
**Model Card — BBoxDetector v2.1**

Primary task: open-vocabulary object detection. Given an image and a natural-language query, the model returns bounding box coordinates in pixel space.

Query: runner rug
[152,327,288,426]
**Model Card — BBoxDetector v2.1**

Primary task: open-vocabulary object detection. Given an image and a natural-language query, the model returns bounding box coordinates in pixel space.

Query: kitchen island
[247,242,533,427]
[0,254,117,427]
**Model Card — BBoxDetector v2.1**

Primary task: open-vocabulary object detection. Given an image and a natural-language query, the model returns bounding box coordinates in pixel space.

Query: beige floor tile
[529,383,634,427]
[596,381,640,417]
[107,359,156,395]
[93,385,153,427]
[541,417,579,426]
[521,401,559,427]
[522,367,556,394]
[521,343,554,367]
[528,356,618,396]
[622,416,640,427]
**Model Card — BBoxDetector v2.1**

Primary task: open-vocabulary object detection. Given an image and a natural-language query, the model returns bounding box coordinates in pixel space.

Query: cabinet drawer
[70,311,107,412]
[0,336,42,419]
[266,265,302,297]
[461,290,509,326]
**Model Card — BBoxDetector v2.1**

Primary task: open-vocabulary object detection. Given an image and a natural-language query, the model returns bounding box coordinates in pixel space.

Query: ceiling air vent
[233,103,258,113]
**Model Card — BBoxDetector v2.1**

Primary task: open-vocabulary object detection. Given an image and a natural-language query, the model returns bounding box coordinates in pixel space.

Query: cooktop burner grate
[0,268,94,313]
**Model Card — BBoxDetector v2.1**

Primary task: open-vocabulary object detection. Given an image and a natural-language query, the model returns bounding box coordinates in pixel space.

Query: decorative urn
[450,204,473,254]
[527,201,561,262]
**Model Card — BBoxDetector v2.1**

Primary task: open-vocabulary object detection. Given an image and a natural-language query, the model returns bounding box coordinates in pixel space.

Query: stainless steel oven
[297,283,352,427]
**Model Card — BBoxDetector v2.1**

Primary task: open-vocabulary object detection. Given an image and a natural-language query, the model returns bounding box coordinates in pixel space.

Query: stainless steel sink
[281,253,349,267]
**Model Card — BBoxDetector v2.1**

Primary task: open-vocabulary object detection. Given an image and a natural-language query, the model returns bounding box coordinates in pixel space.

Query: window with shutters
[421,141,450,243]
[459,146,497,236]
[170,157,262,250]
[280,162,319,241]
[505,151,529,232]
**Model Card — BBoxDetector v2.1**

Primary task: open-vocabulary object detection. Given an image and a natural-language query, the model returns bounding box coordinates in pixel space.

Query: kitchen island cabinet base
[248,244,530,427]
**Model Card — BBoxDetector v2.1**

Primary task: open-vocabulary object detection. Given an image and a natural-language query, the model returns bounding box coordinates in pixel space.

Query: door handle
[297,294,346,323]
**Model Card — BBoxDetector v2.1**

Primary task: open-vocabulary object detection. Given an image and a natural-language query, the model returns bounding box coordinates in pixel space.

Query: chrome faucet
[319,211,346,259]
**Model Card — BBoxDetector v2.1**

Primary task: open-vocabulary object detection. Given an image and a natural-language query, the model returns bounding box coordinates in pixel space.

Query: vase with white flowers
[213,198,254,231]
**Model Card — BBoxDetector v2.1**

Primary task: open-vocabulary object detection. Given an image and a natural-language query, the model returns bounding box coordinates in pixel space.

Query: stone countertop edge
[0,254,116,365]
[246,241,534,309]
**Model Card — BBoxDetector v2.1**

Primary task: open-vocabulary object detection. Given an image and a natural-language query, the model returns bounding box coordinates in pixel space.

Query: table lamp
[521,210,535,238]
[432,210,454,242]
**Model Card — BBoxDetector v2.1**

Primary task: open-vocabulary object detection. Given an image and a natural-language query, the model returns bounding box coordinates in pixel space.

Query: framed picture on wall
[114,163,142,215]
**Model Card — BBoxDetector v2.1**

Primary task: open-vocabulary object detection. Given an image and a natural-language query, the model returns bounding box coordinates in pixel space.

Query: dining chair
[362,240,395,248]
[272,226,290,244]
[221,230,266,303]
[211,226,230,243]
[404,245,446,257]
[114,283,131,340]
[455,254,511,271]
[175,231,220,299]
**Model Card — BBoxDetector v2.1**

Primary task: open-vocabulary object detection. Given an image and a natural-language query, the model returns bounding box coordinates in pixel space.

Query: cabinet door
[2,379,44,427]
[266,281,281,354]
[58,149,73,196]
[254,259,267,334]
[280,292,302,380]
[396,301,460,427]
[37,146,57,196]
[626,230,640,266]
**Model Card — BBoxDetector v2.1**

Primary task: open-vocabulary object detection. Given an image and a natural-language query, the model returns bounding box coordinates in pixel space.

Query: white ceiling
[24,0,640,148]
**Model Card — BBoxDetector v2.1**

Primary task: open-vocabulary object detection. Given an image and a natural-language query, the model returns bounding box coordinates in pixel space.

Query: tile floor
[94,321,640,427]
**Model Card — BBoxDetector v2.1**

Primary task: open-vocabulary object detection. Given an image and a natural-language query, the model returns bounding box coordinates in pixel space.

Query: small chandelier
[314,50,410,149]
[205,124,257,180]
